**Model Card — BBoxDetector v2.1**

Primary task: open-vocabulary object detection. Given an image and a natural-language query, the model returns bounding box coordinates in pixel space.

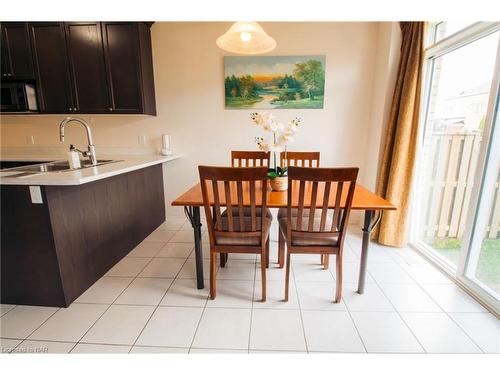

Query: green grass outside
[431,237,500,294]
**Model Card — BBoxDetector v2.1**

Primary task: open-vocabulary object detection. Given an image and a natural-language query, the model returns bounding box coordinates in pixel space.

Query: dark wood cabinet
[1,22,35,80]
[29,22,74,113]
[102,22,156,114]
[1,165,165,307]
[65,22,111,113]
[2,22,156,115]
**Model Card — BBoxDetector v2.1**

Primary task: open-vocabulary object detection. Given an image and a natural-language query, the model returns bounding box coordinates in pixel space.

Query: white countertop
[0,154,181,186]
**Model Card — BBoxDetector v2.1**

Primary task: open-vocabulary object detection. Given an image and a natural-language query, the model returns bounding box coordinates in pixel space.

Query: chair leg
[335,254,343,303]
[261,245,267,302]
[220,253,227,268]
[278,231,285,268]
[323,254,330,270]
[320,254,324,266]
[266,239,270,268]
[210,252,217,300]
[284,251,291,302]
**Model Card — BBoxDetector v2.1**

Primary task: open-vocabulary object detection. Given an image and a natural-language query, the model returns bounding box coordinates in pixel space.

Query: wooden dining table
[171,181,395,294]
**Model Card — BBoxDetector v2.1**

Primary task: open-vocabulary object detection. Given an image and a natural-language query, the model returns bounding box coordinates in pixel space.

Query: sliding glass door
[459,93,500,301]
[414,22,500,312]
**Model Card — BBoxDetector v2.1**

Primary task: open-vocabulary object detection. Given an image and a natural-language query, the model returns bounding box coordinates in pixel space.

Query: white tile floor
[1,216,498,354]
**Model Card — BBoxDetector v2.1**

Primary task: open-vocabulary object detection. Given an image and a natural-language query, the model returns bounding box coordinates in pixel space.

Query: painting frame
[224,55,326,110]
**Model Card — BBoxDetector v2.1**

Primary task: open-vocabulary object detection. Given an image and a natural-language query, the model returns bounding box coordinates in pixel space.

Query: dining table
[171,181,396,294]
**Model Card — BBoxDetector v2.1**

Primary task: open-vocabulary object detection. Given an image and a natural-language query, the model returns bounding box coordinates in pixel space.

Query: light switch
[29,186,43,204]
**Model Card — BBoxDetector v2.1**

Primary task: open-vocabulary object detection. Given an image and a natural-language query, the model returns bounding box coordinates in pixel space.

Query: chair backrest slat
[250,181,257,231]
[308,181,318,231]
[280,151,320,169]
[296,180,306,231]
[332,182,343,232]
[287,166,358,246]
[198,166,268,245]
[232,151,270,168]
[320,181,331,231]
[212,180,222,230]
[236,181,245,231]
[223,181,234,232]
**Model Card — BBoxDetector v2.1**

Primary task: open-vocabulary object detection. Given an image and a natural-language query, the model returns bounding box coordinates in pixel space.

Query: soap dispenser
[68,144,81,169]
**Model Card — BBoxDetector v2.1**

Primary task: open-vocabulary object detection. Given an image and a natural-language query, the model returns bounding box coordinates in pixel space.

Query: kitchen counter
[1,158,172,307]
[0,154,181,185]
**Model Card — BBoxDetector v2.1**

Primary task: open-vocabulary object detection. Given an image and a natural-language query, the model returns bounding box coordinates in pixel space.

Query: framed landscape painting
[224,55,326,109]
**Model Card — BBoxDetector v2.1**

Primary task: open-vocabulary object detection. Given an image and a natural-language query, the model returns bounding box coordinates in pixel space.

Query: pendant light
[216,22,276,55]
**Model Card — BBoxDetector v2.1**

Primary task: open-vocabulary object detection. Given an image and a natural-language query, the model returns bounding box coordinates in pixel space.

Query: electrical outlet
[26,135,35,145]
[138,135,147,145]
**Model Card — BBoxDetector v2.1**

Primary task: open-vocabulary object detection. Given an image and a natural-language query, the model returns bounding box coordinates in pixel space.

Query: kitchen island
[0,155,180,307]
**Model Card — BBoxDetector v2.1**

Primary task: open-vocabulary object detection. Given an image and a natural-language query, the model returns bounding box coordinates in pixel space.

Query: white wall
[0,22,400,217]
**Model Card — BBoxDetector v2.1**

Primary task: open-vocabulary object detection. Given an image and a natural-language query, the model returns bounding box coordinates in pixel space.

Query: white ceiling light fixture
[216,22,277,55]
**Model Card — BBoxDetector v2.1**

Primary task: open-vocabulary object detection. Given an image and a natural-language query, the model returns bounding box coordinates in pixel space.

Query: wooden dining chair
[279,166,358,303]
[232,150,271,167]
[280,151,320,168]
[227,151,272,269]
[277,151,321,268]
[198,166,271,301]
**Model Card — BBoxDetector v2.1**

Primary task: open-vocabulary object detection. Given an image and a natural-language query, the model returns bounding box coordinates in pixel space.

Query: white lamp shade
[216,22,276,55]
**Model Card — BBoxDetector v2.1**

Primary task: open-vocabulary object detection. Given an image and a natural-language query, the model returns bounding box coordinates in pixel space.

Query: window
[414,22,500,312]
[428,21,475,44]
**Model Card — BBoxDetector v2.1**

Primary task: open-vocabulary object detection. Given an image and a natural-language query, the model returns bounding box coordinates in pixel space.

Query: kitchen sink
[2,159,122,175]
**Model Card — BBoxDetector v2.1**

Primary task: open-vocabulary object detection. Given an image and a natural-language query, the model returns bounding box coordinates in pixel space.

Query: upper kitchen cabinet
[29,22,74,113]
[102,22,156,115]
[1,22,35,80]
[2,22,156,115]
[64,22,111,113]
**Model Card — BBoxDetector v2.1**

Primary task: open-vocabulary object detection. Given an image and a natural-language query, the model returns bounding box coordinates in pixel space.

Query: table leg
[184,206,204,289]
[357,209,382,294]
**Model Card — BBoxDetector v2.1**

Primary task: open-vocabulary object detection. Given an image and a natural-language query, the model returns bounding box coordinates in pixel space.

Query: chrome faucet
[59,117,97,166]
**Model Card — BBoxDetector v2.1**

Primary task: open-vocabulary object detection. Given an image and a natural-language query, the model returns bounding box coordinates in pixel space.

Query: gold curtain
[375,22,425,247]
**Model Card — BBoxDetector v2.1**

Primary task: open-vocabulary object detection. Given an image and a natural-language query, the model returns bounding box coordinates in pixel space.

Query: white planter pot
[270,176,288,191]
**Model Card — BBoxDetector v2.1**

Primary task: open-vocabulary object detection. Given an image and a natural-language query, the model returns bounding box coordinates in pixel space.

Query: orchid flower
[251,113,302,179]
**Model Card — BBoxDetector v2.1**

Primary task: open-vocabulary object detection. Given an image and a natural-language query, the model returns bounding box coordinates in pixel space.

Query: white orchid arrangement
[250,112,301,179]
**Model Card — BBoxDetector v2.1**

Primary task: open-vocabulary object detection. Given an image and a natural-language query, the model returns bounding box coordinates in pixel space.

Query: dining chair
[280,151,320,168]
[198,166,272,301]
[227,150,272,268]
[279,166,358,303]
[231,150,271,167]
[277,151,321,268]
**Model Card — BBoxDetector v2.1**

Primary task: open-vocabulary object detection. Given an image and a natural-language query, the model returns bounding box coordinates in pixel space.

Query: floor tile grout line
[369,272,428,353]
[68,225,187,352]
[186,267,210,353]
[0,306,17,318]
[4,223,492,354]
[10,306,61,351]
[380,249,487,353]
[335,252,370,353]
[186,301,209,354]
[128,226,196,353]
[291,258,310,353]
[247,256,258,354]
[446,313,489,353]
[411,280,486,353]
[6,220,185,353]
[344,306,368,353]
[342,238,421,353]
[184,222,212,353]
[67,273,140,352]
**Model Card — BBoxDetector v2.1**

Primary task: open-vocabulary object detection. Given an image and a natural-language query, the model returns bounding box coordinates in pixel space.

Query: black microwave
[1,82,38,112]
